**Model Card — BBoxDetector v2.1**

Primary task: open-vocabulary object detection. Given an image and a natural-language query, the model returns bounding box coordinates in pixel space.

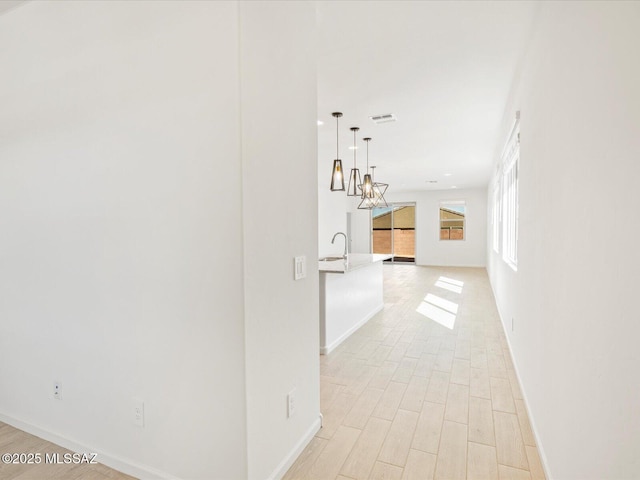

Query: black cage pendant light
[347,127,362,196]
[330,112,345,191]
[360,137,374,199]
[359,166,386,210]
[358,193,377,210]
[371,166,389,208]
[358,137,377,210]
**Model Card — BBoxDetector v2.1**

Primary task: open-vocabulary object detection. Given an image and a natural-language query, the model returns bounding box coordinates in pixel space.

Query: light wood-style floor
[284,264,546,480]
[0,422,136,480]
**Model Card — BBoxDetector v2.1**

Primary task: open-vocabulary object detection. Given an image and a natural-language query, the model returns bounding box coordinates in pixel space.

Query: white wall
[0,2,247,478]
[383,188,488,267]
[318,185,348,257]
[348,199,372,254]
[240,2,320,479]
[0,1,321,479]
[488,2,640,479]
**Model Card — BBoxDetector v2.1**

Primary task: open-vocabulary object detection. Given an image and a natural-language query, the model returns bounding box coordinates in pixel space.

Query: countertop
[318,253,393,274]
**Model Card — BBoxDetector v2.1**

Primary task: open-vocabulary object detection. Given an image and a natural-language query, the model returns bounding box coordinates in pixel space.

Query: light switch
[294,256,306,280]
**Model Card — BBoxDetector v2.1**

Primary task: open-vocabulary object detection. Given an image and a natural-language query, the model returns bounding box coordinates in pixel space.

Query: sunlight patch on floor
[416,278,464,329]
[440,276,464,286]
[435,276,464,294]
[416,301,456,329]
[424,293,458,314]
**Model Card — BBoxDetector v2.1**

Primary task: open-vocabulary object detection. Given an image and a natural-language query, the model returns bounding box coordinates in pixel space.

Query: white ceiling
[1,0,536,194]
[316,1,537,193]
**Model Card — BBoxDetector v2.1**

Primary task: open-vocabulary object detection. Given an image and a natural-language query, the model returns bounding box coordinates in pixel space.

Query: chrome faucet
[331,232,348,259]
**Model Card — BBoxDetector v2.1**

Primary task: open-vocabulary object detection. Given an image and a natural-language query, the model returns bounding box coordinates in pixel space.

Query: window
[501,119,519,269]
[492,182,501,253]
[440,201,465,241]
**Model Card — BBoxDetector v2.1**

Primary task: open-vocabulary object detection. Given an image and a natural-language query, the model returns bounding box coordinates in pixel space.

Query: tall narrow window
[502,115,520,269]
[492,181,501,253]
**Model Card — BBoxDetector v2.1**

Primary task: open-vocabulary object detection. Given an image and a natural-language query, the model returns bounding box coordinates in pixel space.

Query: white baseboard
[488,281,552,480]
[412,263,487,268]
[268,414,322,480]
[0,412,177,480]
[319,303,383,355]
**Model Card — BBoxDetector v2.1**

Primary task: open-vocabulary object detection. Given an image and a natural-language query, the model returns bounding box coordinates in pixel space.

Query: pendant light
[360,137,374,199]
[346,127,362,196]
[330,112,345,191]
[358,138,377,210]
[371,166,389,208]
[358,166,388,210]
[357,194,377,210]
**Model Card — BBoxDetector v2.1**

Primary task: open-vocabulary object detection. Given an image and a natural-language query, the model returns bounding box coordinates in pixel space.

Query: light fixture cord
[353,130,357,168]
[336,115,339,158]
[366,140,369,171]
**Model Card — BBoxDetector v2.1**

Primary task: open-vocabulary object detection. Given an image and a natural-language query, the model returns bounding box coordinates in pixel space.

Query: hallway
[285,265,545,479]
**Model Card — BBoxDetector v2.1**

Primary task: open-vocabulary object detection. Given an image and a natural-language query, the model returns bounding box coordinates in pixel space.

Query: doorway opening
[372,203,416,263]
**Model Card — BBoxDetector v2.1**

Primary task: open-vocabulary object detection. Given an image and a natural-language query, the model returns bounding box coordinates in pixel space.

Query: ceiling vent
[370,113,397,124]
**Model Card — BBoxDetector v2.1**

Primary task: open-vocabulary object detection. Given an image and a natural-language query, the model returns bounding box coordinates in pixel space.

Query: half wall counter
[318,253,392,354]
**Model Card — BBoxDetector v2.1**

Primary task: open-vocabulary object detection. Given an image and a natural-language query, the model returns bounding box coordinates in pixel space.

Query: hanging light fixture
[359,166,388,210]
[357,194,377,210]
[370,165,389,208]
[346,127,362,196]
[330,112,345,191]
[358,137,377,210]
[360,137,374,199]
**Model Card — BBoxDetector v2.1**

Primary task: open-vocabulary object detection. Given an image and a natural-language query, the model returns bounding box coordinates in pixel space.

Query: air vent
[370,113,397,124]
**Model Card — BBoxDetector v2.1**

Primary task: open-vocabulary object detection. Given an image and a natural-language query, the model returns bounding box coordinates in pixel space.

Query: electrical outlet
[53,382,61,400]
[287,388,296,418]
[511,317,515,332]
[133,398,144,427]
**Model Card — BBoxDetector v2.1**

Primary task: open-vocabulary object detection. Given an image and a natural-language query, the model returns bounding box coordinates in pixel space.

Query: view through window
[372,204,416,263]
[439,202,465,240]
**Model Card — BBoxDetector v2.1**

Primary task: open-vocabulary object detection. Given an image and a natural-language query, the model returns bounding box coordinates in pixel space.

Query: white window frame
[501,114,520,270]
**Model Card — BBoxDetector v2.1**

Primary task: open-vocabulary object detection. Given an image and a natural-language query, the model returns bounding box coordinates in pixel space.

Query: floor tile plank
[490,377,516,413]
[343,387,385,429]
[308,425,362,480]
[399,376,429,413]
[369,461,404,480]
[378,410,420,467]
[434,420,467,480]
[444,383,469,425]
[401,449,436,480]
[411,402,445,455]
[494,411,529,470]
[372,381,408,421]
[468,396,495,446]
[498,464,532,480]
[467,442,498,480]
[340,418,392,480]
